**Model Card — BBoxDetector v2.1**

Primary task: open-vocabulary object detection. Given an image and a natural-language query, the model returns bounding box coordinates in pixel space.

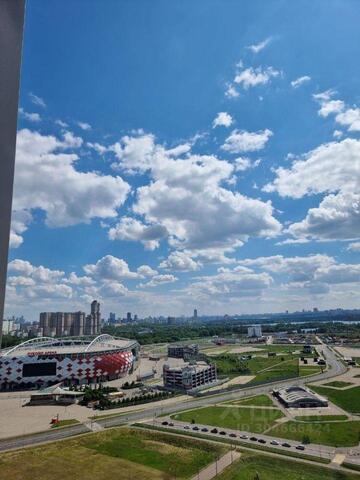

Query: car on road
[168,422,174,426]
[258,439,266,444]
[201,427,208,432]
[250,437,258,441]
[282,442,291,448]
[240,434,248,439]
[219,431,226,435]
[192,426,199,431]
[270,440,279,445]
[161,421,168,425]
[229,433,236,438]
[296,445,305,451]
[184,425,190,430]
[211,428,218,434]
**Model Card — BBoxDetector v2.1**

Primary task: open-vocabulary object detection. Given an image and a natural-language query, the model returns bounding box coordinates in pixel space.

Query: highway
[0,344,347,453]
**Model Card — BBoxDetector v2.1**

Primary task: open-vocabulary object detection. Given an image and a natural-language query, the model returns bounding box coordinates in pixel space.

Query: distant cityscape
[2,304,360,341]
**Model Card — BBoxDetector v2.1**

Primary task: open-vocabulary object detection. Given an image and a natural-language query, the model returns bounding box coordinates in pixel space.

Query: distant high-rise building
[40,311,85,337]
[109,312,116,323]
[193,309,198,319]
[247,325,262,338]
[126,312,132,322]
[40,300,100,337]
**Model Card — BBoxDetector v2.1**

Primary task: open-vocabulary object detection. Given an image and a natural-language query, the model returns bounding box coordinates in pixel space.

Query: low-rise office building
[163,362,217,391]
[167,344,199,359]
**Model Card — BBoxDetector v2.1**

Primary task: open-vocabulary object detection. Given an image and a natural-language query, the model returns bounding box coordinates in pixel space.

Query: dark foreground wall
[0,1,25,346]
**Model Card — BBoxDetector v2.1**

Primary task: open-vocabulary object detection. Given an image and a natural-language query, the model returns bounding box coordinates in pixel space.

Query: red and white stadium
[0,334,140,390]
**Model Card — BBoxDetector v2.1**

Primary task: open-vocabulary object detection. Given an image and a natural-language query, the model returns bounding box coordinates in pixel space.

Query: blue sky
[6,0,360,320]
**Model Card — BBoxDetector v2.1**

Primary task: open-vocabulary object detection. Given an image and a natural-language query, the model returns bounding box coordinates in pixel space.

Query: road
[0,344,347,453]
[148,417,336,462]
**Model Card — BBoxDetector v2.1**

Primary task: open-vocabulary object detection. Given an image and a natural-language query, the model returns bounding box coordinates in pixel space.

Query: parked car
[270,440,279,445]
[161,421,168,425]
[282,442,291,448]
[211,428,218,434]
[296,445,305,451]
[184,425,190,430]
[240,434,249,439]
[219,431,226,435]
[168,422,174,426]
[258,439,266,444]
[250,437,258,441]
[193,426,199,431]
[201,427,208,432]
[229,433,236,438]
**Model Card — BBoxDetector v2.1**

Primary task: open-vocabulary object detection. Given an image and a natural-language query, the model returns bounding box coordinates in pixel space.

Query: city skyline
[5,1,360,319]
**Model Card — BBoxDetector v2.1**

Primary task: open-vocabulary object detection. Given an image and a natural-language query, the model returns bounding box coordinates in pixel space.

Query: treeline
[103,320,360,345]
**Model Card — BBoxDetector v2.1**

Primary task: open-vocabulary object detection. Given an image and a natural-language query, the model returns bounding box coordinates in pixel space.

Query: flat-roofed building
[273,385,328,408]
[163,362,217,391]
[167,343,199,359]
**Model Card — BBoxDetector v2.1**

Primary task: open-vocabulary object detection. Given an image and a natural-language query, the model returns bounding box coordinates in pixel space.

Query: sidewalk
[191,450,241,480]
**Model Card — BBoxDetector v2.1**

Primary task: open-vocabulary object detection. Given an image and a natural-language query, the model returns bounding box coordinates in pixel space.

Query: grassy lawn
[255,345,304,354]
[294,415,348,422]
[310,385,360,414]
[323,381,354,388]
[299,366,322,377]
[172,405,284,433]
[0,427,225,480]
[250,358,299,383]
[229,394,275,407]
[217,453,359,480]
[269,419,360,447]
[50,419,80,428]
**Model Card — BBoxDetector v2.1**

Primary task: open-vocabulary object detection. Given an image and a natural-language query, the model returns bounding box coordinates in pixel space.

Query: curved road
[0,344,346,452]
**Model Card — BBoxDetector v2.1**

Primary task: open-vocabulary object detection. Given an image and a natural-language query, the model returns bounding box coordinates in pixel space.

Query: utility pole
[0,0,25,347]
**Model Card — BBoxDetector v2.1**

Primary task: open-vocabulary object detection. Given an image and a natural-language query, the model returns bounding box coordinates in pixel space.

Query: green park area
[211,351,301,383]
[294,415,348,422]
[0,427,226,480]
[217,453,359,480]
[228,394,275,407]
[323,381,354,388]
[299,365,322,377]
[310,385,360,414]
[269,419,360,447]
[172,405,284,433]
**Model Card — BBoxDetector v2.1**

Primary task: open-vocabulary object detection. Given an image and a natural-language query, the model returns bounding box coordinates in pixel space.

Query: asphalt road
[150,417,336,461]
[0,344,347,452]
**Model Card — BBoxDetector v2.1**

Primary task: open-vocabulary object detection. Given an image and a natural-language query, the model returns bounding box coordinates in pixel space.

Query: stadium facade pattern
[0,334,140,390]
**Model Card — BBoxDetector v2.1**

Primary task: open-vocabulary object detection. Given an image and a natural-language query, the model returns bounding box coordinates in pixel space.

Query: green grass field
[323,381,354,388]
[172,405,284,433]
[50,419,80,428]
[217,453,359,480]
[299,366,322,377]
[269,419,360,447]
[294,415,348,422]
[250,358,299,383]
[0,427,226,480]
[229,394,275,407]
[310,385,360,414]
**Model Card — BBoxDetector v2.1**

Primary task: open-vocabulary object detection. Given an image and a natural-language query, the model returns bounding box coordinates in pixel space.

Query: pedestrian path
[191,450,240,480]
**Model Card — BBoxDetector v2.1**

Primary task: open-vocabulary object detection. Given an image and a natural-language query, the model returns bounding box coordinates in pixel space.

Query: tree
[302,435,311,444]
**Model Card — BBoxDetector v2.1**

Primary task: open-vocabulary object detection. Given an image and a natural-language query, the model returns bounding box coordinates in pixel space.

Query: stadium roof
[1,334,138,356]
